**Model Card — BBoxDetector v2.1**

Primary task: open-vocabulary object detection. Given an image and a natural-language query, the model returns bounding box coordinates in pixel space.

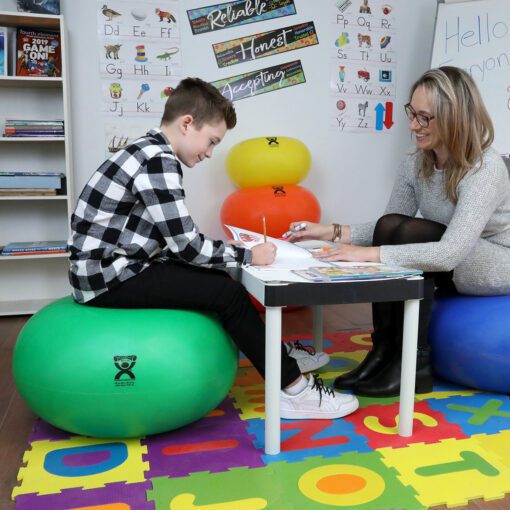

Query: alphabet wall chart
[331,0,398,133]
[97,0,181,156]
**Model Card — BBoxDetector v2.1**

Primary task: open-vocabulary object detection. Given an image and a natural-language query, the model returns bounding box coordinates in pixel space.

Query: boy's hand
[227,240,245,247]
[251,242,277,266]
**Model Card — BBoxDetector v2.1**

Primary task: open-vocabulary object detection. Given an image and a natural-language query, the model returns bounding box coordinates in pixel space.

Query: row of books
[3,119,65,137]
[0,240,68,256]
[0,26,61,77]
[0,171,64,196]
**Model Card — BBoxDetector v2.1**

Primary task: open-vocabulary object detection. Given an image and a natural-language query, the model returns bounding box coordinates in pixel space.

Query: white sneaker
[280,374,359,420]
[286,341,330,373]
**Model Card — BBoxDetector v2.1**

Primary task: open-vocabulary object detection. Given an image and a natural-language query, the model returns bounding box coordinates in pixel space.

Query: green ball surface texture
[13,297,238,437]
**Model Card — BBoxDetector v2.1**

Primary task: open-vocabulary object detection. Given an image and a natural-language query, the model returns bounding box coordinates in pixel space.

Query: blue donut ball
[429,294,510,393]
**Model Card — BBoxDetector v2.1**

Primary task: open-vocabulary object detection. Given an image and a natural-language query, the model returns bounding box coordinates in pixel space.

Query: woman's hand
[313,244,381,263]
[284,222,334,242]
[251,242,277,266]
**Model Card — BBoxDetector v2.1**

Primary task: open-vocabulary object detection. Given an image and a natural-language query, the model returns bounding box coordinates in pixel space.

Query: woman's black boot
[333,342,395,390]
[353,348,433,397]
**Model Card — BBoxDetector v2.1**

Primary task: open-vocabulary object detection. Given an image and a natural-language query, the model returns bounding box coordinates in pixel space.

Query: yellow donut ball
[226,136,311,188]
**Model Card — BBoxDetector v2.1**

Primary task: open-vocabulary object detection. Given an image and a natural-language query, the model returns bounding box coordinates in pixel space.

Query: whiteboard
[431,0,510,154]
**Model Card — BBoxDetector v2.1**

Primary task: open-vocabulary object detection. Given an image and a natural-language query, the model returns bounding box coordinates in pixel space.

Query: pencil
[262,216,267,242]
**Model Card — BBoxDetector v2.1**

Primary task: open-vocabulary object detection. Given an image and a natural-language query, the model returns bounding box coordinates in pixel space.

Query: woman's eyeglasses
[404,103,434,128]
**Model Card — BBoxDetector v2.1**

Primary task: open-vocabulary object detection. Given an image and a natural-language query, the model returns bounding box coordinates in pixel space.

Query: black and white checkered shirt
[69,128,250,303]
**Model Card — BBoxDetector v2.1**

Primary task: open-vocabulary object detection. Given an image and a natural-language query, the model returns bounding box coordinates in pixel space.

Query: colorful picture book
[17,0,60,15]
[293,264,422,282]
[16,28,61,77]
[1,240,68,256]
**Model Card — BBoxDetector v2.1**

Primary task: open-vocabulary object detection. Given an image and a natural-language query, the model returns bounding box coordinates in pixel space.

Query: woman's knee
[373,213,410,245]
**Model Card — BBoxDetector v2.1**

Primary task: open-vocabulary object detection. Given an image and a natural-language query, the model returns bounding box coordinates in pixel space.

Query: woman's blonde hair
[410,66,494,202]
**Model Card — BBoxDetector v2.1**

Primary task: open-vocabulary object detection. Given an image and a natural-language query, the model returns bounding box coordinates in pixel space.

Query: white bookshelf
[0,11,73,316]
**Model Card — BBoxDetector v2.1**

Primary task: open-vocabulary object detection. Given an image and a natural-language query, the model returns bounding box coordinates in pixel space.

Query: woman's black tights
[371,213,455,352]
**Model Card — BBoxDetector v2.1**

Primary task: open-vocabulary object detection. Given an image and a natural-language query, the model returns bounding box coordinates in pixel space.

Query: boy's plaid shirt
[69,128,250,303]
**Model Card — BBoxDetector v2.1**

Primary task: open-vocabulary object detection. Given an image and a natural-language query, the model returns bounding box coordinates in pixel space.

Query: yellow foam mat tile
[379,437,510,508]
[12,436,148,498]
[473,430,510,470]
[230,384,266,420]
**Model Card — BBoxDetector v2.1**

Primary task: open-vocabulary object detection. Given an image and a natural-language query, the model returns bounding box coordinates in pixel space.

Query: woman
[288,66,510,397]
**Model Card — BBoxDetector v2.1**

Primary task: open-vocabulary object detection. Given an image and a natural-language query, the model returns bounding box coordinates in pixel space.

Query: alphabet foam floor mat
[11,331,510,509]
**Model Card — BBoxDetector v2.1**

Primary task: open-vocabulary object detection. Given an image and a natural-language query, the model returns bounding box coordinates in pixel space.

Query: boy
[68,77,358,420]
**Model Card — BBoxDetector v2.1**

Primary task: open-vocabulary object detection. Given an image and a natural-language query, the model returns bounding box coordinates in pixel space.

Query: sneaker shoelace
[290,340,317,356]
[311,374,335,406]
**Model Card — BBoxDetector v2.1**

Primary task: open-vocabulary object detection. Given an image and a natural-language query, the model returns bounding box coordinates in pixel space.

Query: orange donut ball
[226,137,311,188]
[221,185,321,239]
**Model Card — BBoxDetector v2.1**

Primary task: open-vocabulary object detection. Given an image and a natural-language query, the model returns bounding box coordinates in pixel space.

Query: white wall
[53,0,439,238]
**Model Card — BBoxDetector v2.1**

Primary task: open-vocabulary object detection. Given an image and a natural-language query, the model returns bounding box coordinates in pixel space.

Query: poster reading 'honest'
[212,21,318,68]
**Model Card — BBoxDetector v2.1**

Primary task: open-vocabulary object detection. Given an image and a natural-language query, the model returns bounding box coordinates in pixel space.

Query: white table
[235,268,424,455]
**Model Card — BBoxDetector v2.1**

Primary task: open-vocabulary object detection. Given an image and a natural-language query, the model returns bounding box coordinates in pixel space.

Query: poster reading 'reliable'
[187,0,297,35]
[331,0,398,133]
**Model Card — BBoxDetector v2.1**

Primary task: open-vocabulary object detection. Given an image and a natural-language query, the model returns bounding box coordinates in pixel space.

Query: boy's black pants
[85,260,302,389]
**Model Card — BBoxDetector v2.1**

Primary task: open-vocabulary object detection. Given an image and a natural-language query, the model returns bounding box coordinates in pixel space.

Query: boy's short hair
[161,77,237,129]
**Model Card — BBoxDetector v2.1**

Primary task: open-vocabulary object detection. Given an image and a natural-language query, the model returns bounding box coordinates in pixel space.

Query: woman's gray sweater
[350,147,510,295]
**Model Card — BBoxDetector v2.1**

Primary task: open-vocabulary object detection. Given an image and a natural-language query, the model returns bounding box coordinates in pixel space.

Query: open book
[225,225,335,270]
[225,225,422,283]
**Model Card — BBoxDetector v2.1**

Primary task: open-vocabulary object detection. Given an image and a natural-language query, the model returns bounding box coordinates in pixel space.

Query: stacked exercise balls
[13,297,238,438]
[221,136,320,238]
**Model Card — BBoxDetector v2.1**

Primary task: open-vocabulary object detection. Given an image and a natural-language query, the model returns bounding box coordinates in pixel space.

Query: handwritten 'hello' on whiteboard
[431,0,509,154]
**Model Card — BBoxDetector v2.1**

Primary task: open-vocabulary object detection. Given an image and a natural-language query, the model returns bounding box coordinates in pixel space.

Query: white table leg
[312,305,324,352]
[265,306,282,455]
[398,298,420,436]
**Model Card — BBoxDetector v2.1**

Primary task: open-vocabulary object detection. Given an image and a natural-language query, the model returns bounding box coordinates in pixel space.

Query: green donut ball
[13,297,238,437]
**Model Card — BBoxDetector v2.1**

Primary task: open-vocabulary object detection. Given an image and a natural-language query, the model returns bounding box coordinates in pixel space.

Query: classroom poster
[210,60,306,102]
[97,0,181,156]
[331,0,398,133]
[187,0,297,35]
[212,21,319,68]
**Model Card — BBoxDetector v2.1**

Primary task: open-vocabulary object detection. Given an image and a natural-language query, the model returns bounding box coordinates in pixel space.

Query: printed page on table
[224,225,335,270]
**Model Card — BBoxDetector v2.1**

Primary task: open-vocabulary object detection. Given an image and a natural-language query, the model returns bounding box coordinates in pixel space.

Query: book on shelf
[292,265,422,282]
[1,240,68,254]
[0,172,64,189]
[0,27,6,77]
[0,188,57,196]
[1,249,67,256]
[17,0,60,15]
[16,28,61,77]
[3,119,65,137]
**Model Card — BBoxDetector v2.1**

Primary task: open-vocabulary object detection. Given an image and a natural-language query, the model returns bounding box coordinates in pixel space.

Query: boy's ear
[180,114,194,133]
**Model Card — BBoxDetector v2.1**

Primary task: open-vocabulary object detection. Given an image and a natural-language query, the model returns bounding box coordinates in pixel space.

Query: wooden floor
[0,305,509,509]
